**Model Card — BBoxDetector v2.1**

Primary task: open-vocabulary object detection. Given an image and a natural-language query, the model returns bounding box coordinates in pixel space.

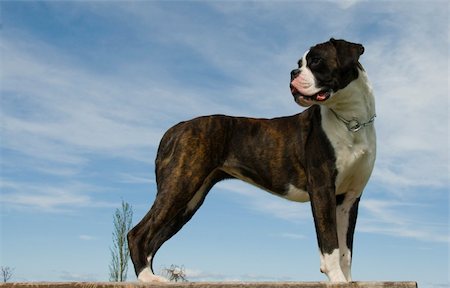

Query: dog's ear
[330,38,364,71]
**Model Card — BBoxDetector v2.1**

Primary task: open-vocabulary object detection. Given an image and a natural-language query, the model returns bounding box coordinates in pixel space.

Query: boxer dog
[128,38,376,283]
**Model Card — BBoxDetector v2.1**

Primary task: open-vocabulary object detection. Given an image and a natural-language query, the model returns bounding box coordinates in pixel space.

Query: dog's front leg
[309,185,347,282]
[336,194,361,281]
[304,119,347,282]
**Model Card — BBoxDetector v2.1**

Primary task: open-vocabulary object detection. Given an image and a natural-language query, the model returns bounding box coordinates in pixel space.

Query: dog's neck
[322,69,375,123]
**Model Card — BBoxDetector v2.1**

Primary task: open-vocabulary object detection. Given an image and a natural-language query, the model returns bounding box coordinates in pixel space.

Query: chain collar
[330,109,376,132]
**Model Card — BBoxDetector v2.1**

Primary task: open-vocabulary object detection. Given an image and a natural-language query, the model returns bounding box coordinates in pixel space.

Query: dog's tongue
[315,92,328,101]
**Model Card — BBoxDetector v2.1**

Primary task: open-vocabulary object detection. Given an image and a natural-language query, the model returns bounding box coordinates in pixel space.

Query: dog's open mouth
[290,85,332,102]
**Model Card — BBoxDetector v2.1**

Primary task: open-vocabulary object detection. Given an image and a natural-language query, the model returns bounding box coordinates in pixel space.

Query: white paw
[327,269,348,283]
[138,267,169,283]
[320,249,349,283]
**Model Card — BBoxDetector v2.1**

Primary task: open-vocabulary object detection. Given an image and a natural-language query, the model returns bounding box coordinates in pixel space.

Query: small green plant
[109,200,133,282]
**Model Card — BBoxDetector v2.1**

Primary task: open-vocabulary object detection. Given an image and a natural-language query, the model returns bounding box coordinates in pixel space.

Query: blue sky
[0,1,448,287]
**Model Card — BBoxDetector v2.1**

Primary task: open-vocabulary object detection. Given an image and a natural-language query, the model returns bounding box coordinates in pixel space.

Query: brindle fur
[128,105,340,276]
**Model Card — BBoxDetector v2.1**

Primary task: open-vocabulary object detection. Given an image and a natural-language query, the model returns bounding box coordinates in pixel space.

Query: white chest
[321,107,376,196]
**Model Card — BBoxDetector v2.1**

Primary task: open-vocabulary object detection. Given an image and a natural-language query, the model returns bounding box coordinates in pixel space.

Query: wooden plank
[0,282,418,288]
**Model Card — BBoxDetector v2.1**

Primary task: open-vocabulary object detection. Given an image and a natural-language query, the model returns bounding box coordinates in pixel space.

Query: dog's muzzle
[290,69,331,104]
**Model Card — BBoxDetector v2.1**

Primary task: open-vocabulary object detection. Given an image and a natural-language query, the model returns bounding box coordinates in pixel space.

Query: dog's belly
[285,184,310,202]
[221,163,309,202]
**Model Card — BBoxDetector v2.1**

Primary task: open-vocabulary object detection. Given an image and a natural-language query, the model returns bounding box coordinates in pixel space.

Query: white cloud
[78,235,96,241]
[361,3,449,191]
[279,233,307,240]
[336,0,363,9]
[1,37,160,164]
[182,268,232,282]
[58,270,99,282]
[183,267,292,282]
[1,29,260,169]
[359,199,449,243]
[118,173,156,185]
[0,179,115,213]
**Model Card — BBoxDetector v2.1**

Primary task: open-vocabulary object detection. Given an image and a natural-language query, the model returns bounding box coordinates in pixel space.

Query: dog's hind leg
[128,117,230,282]
[127,165,224,282]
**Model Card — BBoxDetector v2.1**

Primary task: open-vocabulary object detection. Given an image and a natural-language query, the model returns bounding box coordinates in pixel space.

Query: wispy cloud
[118,173,156,185]
[362,3,448,192]
[1,26,263,170]
[78,235,96,241]
[2,36,164,153]
[335,0,363,9]
[58,270,100,282]
[359,199,449,243]
[0,179,115,213]
[183,267,292,282]
[279,233,307,240]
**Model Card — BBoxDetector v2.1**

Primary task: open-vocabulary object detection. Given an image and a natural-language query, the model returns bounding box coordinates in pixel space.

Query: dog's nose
[290,68,300,80]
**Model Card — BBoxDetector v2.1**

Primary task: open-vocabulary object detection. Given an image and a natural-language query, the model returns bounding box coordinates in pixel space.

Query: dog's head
[290,38,364,107]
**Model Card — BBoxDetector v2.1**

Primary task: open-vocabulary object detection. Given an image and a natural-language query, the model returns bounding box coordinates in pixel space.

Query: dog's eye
[310,57,322,66]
